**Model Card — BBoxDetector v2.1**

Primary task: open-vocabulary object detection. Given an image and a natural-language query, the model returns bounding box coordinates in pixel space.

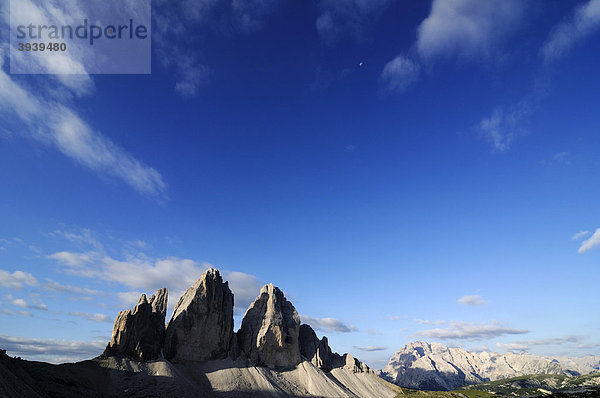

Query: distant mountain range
[379,341,600,391]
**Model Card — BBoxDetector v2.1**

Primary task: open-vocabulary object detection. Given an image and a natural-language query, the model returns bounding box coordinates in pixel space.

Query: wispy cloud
[353,345,387,352]
[316,0,391,45]
[417,320,529,341]
[0,270,37,289]
[43,279,104,297]
[416,0,527,62]
[578,228,600,254]
[301,315,358,333]
[384,315,405,321]
[51,228,103,250]
[68,312,111,323]
[231,0,279,32]
[0,334,105,364]
[542,0,600,63]
[0,2,167,199]
[380,55,420,93]
[497,335,583,352]
[477,101,533,152]
[47,251,262,310]
[572,230,590,240]
[223,271,264,311]
[457,295,485,306]
[47,251,95,267]
[11,298,47,311]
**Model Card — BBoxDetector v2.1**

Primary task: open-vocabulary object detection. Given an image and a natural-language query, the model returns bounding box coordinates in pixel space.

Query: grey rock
[164,268,234,362]
[102,288,167,361]
[343,353,372,374]
[237,283,301,370]
[299,324,371,374]
[380,341,584,391]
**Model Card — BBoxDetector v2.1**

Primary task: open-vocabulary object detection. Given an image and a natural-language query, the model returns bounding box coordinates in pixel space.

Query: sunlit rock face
[380,341,571,391]
[237,283,301,370]
[164,269,234,362]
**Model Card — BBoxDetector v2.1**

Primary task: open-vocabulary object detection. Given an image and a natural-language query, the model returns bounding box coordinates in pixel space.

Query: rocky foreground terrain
[0,269,401,397]
[379,341,600,391]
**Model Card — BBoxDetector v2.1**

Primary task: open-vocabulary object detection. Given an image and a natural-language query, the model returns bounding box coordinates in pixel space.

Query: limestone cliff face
[102,288,167,361]
[237,283,301,370]
[380,341,572,391]
[100,269,377,381]
[163,269,234,362]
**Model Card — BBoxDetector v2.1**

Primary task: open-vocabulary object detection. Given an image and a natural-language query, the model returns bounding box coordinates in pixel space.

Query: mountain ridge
[380,341,600,391]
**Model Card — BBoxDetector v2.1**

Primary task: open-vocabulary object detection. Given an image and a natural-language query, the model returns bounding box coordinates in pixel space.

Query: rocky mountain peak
[163,268,234,362]
[381,341,595,391]
[102,288,168,361]
[237,283,301,370]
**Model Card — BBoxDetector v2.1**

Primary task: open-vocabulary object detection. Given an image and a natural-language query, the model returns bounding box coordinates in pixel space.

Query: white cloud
[117,291,144,307]
[223,271,264,311]
[47,251,94,267]
[52,228,103,250]
[418,320,529,341]
[301,315,358,333]
[0,270,38,289]
[0,68,167,198]
[457,295,485,306]
[49,106,168,198]
[497,336,582,352]
[353,345,387,351]
[384,315,404,321]
[43,279,104,297]
[48,251,262,311]
[542,0,600,63]
[415,318,447,326]
[416,0,526,61]
[316,0,391,44]
[572,230,590,240]
[231,0,278,31]
[477,102,532,152]
[68,312,111,323]
[173,53,210,98]
[0,334,105,363]
[380,55,420,93]
[11,298,47,311]
[18,311,33,317]
[578,228,600,254]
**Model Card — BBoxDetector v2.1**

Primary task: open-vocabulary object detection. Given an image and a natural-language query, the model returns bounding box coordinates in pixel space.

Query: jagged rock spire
[163,268,234,362]
[102,288,167,361]
[237,283,301,370]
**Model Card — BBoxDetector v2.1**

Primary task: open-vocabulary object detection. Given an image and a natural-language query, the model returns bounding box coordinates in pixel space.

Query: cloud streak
[0,335,105,364]
[417,320,529,341]
[47,251,263,310]
[578,228,600,254]
[0,270,37,289]
[352,345,387,352]
[457,295,485,306]
[301,315,358,333]
[542,0,600,63]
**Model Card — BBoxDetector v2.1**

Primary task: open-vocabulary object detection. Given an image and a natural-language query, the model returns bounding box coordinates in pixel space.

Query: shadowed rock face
[102,288,167,361]
[237,283,301,370]
[299,324,336,371]
[164,268,234,362]
[299,324,372,374]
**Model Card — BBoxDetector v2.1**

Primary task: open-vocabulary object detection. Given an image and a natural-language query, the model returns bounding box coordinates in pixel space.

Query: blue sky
[1,0,600,367]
